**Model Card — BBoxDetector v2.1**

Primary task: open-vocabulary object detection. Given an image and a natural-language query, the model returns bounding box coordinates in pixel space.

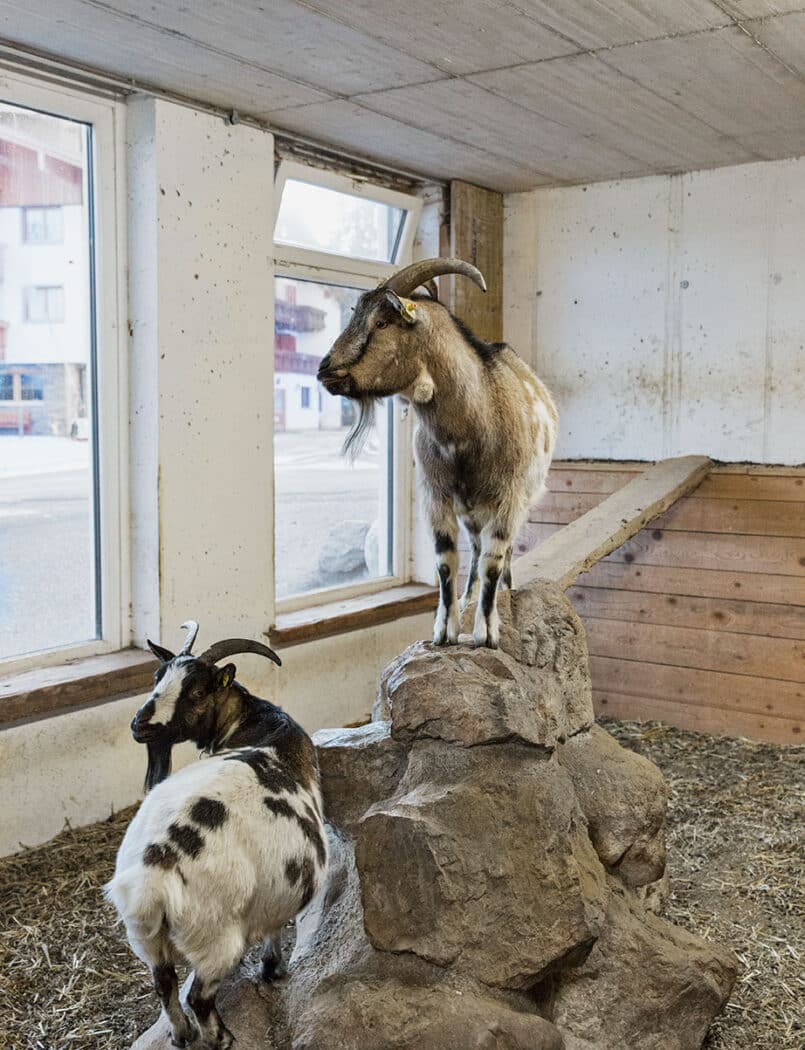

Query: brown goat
[318,258,557,648]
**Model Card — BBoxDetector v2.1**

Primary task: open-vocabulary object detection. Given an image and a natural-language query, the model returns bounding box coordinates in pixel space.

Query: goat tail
[104,863,184,946]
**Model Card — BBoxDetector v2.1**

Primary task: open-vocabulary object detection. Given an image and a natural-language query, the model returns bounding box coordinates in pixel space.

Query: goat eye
[376,320,387,329]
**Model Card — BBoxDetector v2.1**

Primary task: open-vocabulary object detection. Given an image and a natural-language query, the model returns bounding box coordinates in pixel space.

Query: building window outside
[23,205,64,244]
[25,285,65,323]
[0,81,123,669]
[273,162,422,605]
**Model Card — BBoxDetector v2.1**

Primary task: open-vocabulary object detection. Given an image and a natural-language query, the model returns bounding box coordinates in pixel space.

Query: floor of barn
[1,720,801,1050]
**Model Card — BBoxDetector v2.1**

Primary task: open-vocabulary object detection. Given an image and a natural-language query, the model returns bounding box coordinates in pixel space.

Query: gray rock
[317,520,370,575]
[314,722,407,829]
[551,880,737,1050]
[557,724,667,886]
[356,743,606,989]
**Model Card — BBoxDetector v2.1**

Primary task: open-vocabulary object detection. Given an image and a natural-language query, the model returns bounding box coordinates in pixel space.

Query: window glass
[0,101,98,660]
[273,276,393,600]
[23,206,64,243]
[275,179,405,263]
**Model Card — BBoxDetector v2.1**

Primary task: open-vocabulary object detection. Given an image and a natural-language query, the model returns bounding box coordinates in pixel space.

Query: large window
[273,163,421,606]
[0,78,123,668]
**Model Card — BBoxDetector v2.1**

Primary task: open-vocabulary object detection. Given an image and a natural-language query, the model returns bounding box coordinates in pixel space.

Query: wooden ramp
[514,455,712,590]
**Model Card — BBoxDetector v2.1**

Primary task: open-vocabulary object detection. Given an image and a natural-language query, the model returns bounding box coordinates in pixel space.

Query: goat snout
[317,361,352,396]
[131,702,158,741]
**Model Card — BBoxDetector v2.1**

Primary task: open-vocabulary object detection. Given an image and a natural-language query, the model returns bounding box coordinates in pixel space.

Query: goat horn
[199,638,282,667]
[178,620,199,655]
[382,257,487,297]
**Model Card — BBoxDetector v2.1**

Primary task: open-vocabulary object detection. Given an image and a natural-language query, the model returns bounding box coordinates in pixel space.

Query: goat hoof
[261,958,288,983]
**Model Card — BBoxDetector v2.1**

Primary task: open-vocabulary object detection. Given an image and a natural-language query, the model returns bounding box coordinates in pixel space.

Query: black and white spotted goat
[105,622,327,1050]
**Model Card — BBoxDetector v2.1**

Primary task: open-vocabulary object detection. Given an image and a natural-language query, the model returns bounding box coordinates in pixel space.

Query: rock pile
[133,583,736,1050]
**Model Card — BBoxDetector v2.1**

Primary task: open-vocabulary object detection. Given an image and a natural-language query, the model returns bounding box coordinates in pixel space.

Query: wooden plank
[583,618,805,683]
[447,179,503,343]
[593,691,802,746]
[513,455,712,590]
[0,649,157,727]
[516,522,805,578]
[576,560,805,607]
[570,585,805,640]
[589,655,804,723]
[535,490,805,538]
[270,583,437,647]
[546,464,805,501]
[610,528,805,577]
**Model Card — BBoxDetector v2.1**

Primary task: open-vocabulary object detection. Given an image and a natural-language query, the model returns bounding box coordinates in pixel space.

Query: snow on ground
[0,436,90,479]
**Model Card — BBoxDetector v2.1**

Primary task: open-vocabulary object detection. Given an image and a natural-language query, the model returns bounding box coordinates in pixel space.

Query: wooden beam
[0,649,157,727]
[445,179,503,343]
[514,455,712,590]
[270,583,437,648]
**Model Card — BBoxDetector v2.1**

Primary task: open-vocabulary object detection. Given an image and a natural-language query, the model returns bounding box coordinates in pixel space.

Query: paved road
[0,429,389,658]
[0,468,95,660]
[274,428,386,598]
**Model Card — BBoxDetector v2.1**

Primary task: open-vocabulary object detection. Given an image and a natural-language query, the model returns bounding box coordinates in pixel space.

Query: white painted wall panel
[675,164,769,459]
[505,156,805,464]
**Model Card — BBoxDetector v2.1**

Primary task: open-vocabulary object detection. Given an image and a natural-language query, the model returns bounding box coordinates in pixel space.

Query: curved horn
[178,620,199,655]
[199,638,282,667]
[382,257,487,298]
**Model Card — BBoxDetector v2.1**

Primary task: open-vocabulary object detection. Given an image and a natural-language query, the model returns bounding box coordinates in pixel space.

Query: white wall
[504,156,805,464]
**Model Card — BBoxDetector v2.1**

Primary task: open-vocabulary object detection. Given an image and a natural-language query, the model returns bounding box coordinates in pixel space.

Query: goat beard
[342,396,379,462]
[143,738,174,794]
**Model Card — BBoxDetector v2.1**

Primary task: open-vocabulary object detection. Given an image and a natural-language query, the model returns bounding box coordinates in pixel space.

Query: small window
[23,206,64,244]
[0,374,13,400]
[25,285,65,323]
[20,373,44,401]
[300,386,311,409]
[275,179,406,264]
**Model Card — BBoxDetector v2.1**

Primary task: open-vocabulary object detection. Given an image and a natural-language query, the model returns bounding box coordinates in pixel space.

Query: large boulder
[377,641,588,748]
[550,881,737,1050]
[356,743,606,989]
[317,520,370,575]
[557,724,667,886]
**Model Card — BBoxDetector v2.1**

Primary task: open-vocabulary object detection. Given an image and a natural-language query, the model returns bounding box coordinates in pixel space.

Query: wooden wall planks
[523,462,805,744]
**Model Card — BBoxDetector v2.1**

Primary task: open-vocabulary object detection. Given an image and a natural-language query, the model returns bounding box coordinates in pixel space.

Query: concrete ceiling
[3,1,805,190]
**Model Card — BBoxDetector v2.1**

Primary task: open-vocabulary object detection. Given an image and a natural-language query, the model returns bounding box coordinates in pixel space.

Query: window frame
[0,70,128,677]
[272,162,422,615]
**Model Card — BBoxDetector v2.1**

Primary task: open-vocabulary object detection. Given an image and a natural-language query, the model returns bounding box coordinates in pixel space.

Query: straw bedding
[1,720,802,1050]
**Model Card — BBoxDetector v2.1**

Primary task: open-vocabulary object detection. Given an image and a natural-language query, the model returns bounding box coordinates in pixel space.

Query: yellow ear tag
[400,297,417,321]
[222,670,232,689]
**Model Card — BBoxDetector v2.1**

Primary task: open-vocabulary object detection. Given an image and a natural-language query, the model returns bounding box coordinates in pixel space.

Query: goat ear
[384,290,418,325]
[147,639,175,664]
[217,663,236,691]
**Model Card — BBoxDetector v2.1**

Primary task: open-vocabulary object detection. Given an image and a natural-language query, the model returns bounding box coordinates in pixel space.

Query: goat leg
[187,973,233,1050]
[153,961,196,1048]
[261,928,287,982]
[473,525,508,648]
[431,511,460,645]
